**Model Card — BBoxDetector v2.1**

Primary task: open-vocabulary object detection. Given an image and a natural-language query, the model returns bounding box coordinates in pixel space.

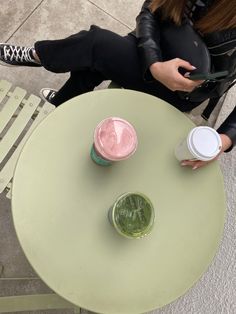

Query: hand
[181,134,232,170]
[150,58,204,92]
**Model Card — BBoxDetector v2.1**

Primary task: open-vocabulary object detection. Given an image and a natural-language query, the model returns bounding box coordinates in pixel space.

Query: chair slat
[0,94,41,164]
[0,101,55,194]
[0,294,79,312]
[0,86,27,134]
[0,79,12,103]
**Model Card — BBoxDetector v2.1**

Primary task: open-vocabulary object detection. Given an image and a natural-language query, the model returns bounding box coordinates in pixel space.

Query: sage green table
[12,89,226,314]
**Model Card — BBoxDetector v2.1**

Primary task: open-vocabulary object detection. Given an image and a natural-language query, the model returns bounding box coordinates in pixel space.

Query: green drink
[108,192,155,239]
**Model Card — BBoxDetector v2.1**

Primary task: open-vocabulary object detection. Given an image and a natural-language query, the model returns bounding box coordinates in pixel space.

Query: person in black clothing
[0,0,235,169]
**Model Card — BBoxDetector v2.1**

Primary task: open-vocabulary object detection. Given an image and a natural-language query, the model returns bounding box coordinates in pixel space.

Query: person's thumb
[175,59,196,71]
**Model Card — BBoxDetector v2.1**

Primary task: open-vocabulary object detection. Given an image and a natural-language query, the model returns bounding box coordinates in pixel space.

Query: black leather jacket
[135,0,236,151]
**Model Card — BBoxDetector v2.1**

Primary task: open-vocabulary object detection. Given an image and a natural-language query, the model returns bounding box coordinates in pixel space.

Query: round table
[12,89,226,314]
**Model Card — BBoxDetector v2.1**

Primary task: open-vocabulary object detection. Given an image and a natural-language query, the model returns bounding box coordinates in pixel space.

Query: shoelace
[47,91,57,101]
[3,45,34,63]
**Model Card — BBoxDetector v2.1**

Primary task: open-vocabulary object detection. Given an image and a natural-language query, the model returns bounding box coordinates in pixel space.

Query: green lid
[112,192,155,239]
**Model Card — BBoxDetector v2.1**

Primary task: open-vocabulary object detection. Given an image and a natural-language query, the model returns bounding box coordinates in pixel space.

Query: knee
[89,25,113,47]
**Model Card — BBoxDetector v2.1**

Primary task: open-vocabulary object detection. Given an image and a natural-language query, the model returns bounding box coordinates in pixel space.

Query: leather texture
[160,20,211,75]
[134,0,236,150]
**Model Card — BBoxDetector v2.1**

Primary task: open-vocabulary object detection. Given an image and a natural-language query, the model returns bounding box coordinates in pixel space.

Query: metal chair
[0,79,56,198]
[0,79,80,313]
[0,294,80,313]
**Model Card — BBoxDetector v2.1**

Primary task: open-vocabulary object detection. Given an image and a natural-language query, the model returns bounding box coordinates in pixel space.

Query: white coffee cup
[175,126,222,161]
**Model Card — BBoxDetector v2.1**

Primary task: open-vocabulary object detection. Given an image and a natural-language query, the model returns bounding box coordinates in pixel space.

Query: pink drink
[91,117,138,166]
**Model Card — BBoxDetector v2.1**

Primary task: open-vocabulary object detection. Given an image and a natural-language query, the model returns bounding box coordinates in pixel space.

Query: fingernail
[181,162,187,166]
[184,72,190,77]
[192,66,197,70]
[192,166,198,170]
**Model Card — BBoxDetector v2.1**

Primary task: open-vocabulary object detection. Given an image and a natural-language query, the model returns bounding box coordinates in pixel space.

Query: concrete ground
[0,1,235,313]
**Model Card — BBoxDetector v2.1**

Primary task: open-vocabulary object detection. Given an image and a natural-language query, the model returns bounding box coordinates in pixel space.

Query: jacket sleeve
[136,0,163,80]
[217,105,236,152]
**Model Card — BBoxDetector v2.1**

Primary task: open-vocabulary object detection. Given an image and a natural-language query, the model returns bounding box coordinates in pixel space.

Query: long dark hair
[149,0,236,33]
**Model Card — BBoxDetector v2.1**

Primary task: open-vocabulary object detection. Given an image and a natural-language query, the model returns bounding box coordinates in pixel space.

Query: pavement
[0,1,235,313]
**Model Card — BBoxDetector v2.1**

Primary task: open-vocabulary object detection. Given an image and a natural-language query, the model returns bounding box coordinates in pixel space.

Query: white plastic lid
[188,127,222,161]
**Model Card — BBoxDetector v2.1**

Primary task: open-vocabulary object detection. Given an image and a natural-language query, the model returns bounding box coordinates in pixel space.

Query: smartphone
[188,70,229,81]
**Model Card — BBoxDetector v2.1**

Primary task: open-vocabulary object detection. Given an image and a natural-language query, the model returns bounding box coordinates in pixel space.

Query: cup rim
[94,117,138,161]
[111,192,155,239]
[187,126,222,161]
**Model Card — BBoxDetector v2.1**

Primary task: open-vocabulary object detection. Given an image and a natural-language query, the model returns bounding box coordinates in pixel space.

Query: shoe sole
[0,60,18,67]
[0,59,41,67]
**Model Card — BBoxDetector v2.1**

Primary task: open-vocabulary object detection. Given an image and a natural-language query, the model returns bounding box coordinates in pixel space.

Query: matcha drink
[108,192,155,239]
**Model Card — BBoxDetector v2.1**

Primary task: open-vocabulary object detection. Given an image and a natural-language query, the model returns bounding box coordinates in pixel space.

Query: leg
[35,26,201,110]
[51,70,105,106]
[0,26,201,110]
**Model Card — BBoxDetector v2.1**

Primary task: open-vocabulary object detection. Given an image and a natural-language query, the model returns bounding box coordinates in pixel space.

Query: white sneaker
[40,88,58,103]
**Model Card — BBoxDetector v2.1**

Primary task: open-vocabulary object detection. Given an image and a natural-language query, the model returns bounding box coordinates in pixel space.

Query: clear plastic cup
[90,117,138,166]
[108,192,155,239]
[175,126,222,161]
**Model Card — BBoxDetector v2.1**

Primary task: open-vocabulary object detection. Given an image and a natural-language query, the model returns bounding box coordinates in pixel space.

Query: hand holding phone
[187,70,229,81]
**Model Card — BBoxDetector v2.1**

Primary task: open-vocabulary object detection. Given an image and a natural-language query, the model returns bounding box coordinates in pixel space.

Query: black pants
[35,25,201,110]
